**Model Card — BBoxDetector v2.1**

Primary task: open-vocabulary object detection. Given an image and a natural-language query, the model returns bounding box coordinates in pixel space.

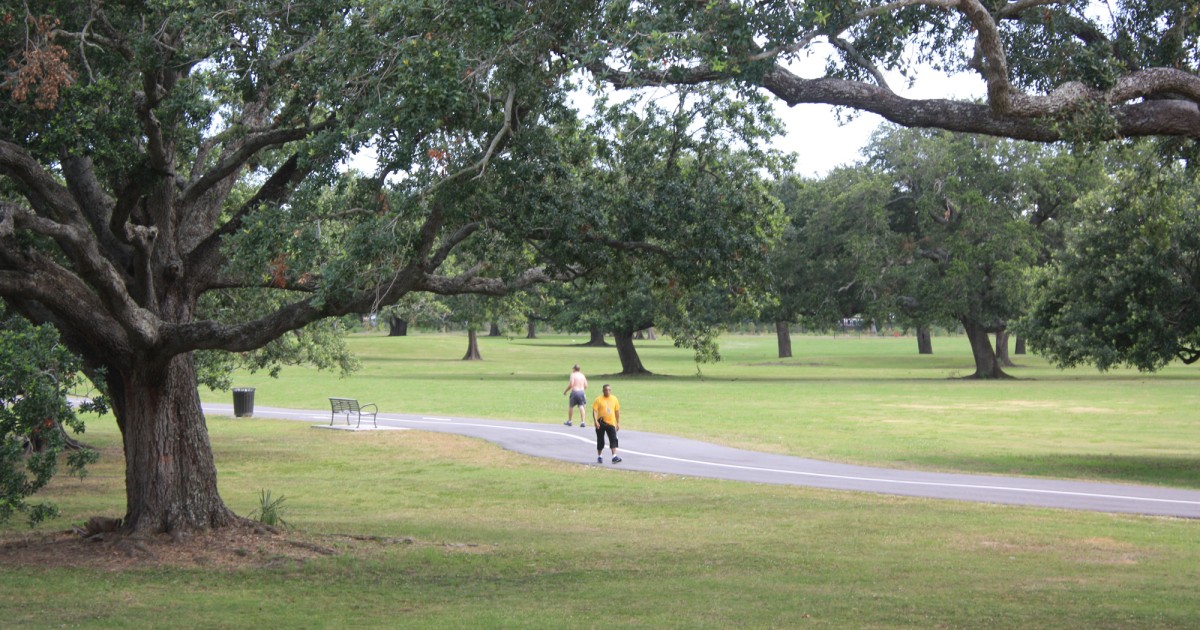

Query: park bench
[328,397,378,429]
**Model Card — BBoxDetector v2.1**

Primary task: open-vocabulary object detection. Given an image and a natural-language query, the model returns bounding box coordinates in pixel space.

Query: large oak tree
[0,1,617,535]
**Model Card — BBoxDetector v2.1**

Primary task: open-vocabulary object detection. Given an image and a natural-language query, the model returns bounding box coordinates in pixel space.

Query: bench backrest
[329,397,361,413]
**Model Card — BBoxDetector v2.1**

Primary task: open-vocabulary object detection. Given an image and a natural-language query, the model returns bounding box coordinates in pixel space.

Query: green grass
[208,331,1200,488]
[3,331,1198,628]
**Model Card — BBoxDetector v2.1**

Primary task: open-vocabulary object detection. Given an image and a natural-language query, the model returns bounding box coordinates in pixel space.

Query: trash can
[232,387,255,417]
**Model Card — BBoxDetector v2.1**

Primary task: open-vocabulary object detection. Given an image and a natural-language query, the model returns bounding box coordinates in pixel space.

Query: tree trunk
[387,316,408,337]
[960,318,1010,379]
[995,329,1015,367]
[1014,335,1026,355]
[776,320,793,358]
[110,353,238,534]
[633,329,644,340]
[613,329,650,375]
[917,326,933,355]
[584,327,608,347]
[488,322,501,337]
[463,329,482,360]
[526,319,537,339]
[644,327,656,340]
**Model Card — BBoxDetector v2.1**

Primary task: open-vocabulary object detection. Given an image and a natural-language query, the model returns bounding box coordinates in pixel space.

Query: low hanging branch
[588,0,1200,142]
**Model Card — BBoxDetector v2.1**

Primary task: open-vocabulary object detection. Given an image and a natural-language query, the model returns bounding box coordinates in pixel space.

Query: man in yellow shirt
[591,384,621,464]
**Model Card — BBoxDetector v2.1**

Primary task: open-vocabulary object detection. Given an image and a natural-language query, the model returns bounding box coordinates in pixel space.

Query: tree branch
[830,36,890,91]
[0,140,80,221]
[181,121,332,206]
[186,153,310,290]
[415,266,556,297]
[419,85,519,202]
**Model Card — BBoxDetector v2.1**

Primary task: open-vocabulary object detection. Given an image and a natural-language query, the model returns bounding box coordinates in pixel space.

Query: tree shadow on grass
[927,454,1200,489]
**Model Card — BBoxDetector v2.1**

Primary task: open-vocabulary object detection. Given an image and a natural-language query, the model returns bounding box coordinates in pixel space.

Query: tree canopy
[1021,143,1200,371]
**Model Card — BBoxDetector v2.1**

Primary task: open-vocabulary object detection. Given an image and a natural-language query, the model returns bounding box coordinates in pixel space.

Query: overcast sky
[770,52,987,177]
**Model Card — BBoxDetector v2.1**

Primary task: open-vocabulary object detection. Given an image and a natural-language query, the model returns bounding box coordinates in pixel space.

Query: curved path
[204,402,1200,519]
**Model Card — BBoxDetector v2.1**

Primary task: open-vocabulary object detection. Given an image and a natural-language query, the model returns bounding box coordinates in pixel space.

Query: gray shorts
[569,390,587,407]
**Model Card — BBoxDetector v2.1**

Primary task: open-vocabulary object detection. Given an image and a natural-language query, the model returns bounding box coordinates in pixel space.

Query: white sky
[770,51,987,177]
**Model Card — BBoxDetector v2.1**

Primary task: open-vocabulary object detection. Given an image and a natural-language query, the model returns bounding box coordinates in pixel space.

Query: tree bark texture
[488,322,502,337]
[584,327,608,347]
[995,330,1015,367]
[526,320,537,339]
[463,329,483,360]
[111,354,238,534]
[917,327,933,355]
[613,329,650,375]
[775,320,792,358]
[960,318,1010,379]
[388,317,408,337]
[1014,335,1026,355]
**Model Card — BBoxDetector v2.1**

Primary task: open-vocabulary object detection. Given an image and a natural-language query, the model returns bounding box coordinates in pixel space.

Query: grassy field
[208,331,1200,488]
[2,331,1198,628]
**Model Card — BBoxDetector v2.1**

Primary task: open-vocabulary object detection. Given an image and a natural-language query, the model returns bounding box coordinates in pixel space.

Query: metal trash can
[232,387,255,417]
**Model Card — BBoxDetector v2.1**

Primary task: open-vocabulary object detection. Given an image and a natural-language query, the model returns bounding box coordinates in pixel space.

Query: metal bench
[328,397,378,428]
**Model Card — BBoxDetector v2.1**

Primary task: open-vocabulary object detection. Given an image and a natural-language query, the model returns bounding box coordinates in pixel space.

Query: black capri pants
[595,422,618,451]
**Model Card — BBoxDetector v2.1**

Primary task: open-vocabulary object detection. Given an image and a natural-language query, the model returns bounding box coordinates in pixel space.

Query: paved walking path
[205,402,1200,519]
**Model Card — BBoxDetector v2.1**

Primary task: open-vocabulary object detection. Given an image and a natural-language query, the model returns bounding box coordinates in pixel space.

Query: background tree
[555,90,785,374]
[541,281,611,347]
[445,291,527,361]
[765,170,891,358]
[378,293,451,337]
[1021,142,1200,371]
[865,126,1064,378]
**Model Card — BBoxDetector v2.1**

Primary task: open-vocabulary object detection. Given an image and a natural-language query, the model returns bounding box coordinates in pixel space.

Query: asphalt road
[205,401,1200,519]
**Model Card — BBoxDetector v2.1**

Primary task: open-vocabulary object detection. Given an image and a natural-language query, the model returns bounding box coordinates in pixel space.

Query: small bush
[250,489,288,528]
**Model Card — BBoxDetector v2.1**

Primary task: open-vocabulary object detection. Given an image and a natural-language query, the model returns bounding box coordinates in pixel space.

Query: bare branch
[418,84,519,201]
[134,75,171,173]
[0,140,80,222]
[185,153,309,288]
[426,221,485,271]
[997,0,1072,19]
[757,64,1200,141]
[181,121,332,206]
[472,86,517,180]
[831,36,890,91]
[958,0,1014,114]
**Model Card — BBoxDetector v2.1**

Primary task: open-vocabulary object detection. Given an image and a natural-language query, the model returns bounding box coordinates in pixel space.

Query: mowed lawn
[213,331,1200,488]
[1,331,1197,628]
